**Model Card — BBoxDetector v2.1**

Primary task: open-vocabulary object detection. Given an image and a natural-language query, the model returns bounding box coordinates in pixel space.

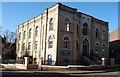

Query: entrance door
[48,54,52,65]
[82,39,89,56]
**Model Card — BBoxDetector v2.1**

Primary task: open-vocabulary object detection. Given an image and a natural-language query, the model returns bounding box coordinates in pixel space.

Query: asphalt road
[1,71,120,77]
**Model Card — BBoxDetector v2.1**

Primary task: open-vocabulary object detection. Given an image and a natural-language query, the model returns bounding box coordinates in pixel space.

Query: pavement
[1,70,120,77]
[0,64,120,77]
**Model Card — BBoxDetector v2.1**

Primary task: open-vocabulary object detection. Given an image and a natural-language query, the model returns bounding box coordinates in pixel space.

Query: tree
[1,29,16,60]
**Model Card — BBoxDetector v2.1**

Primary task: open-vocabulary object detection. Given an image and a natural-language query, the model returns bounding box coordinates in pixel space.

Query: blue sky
[2,2,118,32]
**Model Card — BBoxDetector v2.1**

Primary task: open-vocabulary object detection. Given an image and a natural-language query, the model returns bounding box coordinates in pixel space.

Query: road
[1,70,120,77]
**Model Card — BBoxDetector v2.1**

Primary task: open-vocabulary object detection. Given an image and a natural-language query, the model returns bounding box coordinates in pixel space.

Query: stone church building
[16,3,109,65]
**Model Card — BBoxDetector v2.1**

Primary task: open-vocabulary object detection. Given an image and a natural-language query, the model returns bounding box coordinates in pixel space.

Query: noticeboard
[60,50,71,56]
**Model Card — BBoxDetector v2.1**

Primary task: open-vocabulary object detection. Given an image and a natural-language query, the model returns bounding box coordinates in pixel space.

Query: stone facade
[16,3,109,65]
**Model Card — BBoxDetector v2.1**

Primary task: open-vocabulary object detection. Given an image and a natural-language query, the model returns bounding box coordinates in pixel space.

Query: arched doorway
[82,39,89,56]
[48,54,52,65]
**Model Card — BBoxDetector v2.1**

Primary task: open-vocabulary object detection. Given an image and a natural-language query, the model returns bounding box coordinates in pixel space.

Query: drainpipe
[44,8,48,64]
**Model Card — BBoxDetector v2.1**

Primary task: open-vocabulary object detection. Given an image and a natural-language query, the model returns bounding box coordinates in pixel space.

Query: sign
[60,50,71,56]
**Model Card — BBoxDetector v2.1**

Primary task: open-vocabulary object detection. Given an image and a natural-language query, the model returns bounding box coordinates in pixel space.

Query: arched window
[77,23,79,34]
[82,39,89,56]
[95,28,99,38]
[35,26,38,36]
[102,30,105,40]
[19,33,21,40]
[63,36,70,49]
[83,39,89,45]
[28,42,31,50]
[29,29,32,38]
[64,18,70,31]
[22,43,25,51]
[48,35,54,48]
[102,44,105,52]
[34,58,37,64]
[35,41,38,49]
[23,31,26,39]
[18,44,20,51]
[49,18,54,31]
[96,43,99,53]
[82,23,88,36]
[102,44,106,57]
[76,40,79,50]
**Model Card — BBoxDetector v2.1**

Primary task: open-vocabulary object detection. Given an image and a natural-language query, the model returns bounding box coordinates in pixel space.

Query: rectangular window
[102,30,105,40]
[35,41,38,49]
[22,43,25,51]
[23,31,26,39]
[28,42,31,50]
[77,24,79,34]
[18,44,20,51]
[67,24,69,31]
[48,41,53,48]
[64,41,69,49]
[19,33,21,40]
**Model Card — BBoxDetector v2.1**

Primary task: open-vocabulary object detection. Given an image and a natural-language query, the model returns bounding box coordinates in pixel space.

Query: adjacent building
[109,27,120,64]
[16,3,109,65]
[110,27,120,42]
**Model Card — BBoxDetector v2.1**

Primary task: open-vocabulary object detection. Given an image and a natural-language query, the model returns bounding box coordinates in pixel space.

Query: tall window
[22,43,25,51]
[19,33,21,40]
[96,43,99,53]
[18,44,20,51]
[29,29,32,38]
[83,39,89,56]
[63,36,70,49]
[28,42,31,50]
[49,18,54,31]
[48,35,54,48]
[35,26,38,36]
[102,44,106,57]
[82,23,88,36]
[102,30,105,40]
[64,18,70,31]
[77,24,79,34]
[35,41,38,49]
[23,31,26,39]
[102,44,105,52]
[95,28,99,38]
[76,40,79,50]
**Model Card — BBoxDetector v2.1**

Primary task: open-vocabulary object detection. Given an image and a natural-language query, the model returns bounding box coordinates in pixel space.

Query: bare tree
[2,29,16,60]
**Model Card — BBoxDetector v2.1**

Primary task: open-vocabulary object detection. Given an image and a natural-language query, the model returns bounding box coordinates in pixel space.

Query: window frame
[95,28,99,38]
[95,43,99,53]
[28,42,31,50]
[102,30,105,40]
[18,44,20,51]
[48,35,54,48]
[29,29,32,38]
[22,43,25,51]
[49,18,54,31]
[23,31,26,39]
[64,18,70,31]
[35,26,38,37]
[63,36,70,49]
[19,33,21,40]
[77,23,79,34]
[35,41,38,50]
[82,23,88,36]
